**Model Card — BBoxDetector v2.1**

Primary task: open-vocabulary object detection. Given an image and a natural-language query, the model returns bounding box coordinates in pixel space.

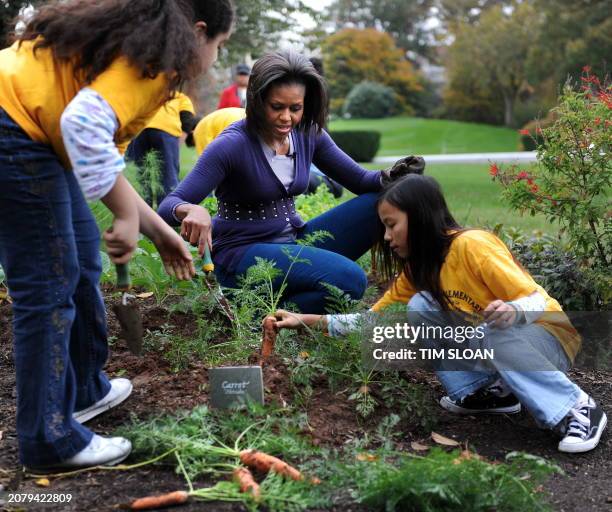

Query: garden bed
[0,292,610,511]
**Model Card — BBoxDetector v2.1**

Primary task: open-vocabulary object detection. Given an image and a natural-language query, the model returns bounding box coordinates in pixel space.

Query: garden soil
[0,294,610,511]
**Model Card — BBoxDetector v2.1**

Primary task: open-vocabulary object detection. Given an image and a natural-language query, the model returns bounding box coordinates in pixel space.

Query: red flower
[489,164,499,177]
[594,117,601,125]
[519,129,530,135]
[582,65,591,73]
[517,170,529,180]
[530,184,539,193]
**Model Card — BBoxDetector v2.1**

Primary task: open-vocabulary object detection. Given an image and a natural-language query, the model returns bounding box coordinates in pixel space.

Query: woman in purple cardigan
[159,51,384,313]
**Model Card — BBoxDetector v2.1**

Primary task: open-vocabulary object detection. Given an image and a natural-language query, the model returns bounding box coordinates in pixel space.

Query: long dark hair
[245,50,328,136]
[17,0,234,93]
[376,175,464,310]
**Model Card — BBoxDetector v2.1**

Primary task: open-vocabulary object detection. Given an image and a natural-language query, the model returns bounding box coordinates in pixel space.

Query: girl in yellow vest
[274,175,606,454]
[0,0,234,470]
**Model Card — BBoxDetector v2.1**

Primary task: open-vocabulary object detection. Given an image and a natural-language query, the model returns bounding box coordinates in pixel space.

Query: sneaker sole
[73,382,133,424]
[25,449,131,473]
[440,396,522,415]
[558,412,607,453]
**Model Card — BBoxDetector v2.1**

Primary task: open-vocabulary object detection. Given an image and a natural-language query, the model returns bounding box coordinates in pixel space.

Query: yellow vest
[0,39,168,167]
[193,107,246,155]
[146,93,195,137]
[372,230,581,361]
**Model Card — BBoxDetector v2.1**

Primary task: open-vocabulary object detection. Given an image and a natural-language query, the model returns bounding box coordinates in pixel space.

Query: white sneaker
[27,435,132,472]
[558,394,607,453]
[74,378,133,424]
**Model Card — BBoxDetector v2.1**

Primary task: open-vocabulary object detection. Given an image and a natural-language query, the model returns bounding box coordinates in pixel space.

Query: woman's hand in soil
[483,300,517,329]
[178,204,212,257]
[273,310,327,331]
[152,225,196,281]
[104,216,139,264]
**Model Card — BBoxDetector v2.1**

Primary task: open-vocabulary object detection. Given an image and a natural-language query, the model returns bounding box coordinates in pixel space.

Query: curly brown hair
[17,0,234,93]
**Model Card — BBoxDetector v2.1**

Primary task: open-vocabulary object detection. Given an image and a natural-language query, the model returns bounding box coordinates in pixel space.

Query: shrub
[500,229,607,310]
[343,81,398,119]
[329,130,381,162]
[518,112,557,150]
[491,69,611,309]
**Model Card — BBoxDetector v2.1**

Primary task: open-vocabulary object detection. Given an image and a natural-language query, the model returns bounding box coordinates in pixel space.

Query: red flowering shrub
[491,69,611,307]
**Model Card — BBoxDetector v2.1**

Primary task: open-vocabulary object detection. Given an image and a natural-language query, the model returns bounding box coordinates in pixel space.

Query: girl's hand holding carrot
[272,309,327,331]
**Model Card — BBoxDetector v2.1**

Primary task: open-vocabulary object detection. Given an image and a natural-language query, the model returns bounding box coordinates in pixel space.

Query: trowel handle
[116,263,131,291]
[202,245,214,273]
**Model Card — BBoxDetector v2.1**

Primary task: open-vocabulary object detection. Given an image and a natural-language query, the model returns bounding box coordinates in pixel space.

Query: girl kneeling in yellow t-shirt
[0,0,234,471]
[273,174,606,454]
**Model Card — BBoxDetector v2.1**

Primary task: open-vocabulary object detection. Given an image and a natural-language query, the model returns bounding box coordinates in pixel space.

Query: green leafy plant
[348,449,560,512]
[136,150,165,210]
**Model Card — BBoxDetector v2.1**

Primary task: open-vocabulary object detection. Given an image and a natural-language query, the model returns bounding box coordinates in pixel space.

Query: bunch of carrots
[130,447,318,510]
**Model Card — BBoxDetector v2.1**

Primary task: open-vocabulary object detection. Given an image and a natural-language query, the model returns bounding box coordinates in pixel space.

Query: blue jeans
[126,128,180,206]
[0,109,111,465]
[216,192,380,313]
[408,292,581,428]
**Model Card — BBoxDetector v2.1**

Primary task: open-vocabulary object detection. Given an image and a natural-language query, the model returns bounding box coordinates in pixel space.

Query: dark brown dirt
[0,295,610,511]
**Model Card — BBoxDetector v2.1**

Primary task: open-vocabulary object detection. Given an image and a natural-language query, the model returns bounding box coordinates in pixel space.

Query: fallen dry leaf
[356,453,379,462]
[35,478,50,487]
[431,431,460,447]
[410,441,430,451]
[136,292,154,299]
[298,351,310,360]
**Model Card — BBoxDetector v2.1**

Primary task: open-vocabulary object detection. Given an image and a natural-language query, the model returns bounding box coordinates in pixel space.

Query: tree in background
[435,0,510,28]
[444,2,539,127]
[327,0,434,57]
[530,0,611,83]
[225,0,318,62]
[322,28,422,115]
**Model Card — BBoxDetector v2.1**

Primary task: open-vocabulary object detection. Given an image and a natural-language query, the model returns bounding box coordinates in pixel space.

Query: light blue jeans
[408,293,581,429]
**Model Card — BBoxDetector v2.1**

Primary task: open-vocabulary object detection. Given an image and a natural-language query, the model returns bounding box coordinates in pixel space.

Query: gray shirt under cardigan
[158,119,383,271]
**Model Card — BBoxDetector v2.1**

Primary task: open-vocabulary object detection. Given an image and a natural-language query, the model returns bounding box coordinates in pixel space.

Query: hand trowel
[202,246,234,323]
[112,263,144,355]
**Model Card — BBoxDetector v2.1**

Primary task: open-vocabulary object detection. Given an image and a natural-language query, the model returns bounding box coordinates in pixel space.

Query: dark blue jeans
[0,109,110,465]
[216,192,380,313]
[126,128,180,206]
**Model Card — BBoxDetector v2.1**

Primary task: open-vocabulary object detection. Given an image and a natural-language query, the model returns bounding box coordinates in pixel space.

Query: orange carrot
[130,490,189,510]
[260,316,278,361]
[233,467,261,501]
[239,449,303,481]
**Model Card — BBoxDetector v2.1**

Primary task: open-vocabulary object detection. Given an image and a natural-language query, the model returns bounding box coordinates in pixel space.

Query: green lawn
[363,162,553,233]
[329,116,519,156]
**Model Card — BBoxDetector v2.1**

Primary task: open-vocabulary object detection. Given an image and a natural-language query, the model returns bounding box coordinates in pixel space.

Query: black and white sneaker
[558,395,607,453]
[440,386,521,415]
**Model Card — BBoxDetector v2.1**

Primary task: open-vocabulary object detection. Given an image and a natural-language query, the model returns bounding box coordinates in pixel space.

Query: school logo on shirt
[445,290,483,313]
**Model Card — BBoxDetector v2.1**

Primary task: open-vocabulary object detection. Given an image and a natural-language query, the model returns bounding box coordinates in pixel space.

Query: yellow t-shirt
[0,39,168,167]
[145,92,195,137]
[372,230,581,361]
[193,107,246,155]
